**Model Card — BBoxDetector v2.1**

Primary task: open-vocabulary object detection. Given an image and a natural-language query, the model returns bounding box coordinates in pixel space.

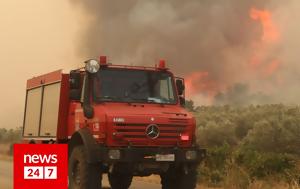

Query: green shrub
[197,121,237,147]
[199,143,231,185]
[193,104,300,187]
[235,147,295,178]
[0,127,22,143]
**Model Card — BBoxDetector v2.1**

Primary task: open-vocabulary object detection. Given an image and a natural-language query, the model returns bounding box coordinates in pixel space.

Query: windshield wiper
[128,97,157,103]
[99,96,122,101]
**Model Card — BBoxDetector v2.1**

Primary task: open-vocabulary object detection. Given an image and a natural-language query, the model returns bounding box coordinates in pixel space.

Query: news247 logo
[14,144,68,189]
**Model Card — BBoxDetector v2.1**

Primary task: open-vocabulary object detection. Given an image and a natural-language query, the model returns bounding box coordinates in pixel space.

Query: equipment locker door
[39,82,61,137]
[23,87,42,137]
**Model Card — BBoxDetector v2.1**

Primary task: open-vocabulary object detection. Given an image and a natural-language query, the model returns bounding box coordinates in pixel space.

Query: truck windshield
[93,69,177,104]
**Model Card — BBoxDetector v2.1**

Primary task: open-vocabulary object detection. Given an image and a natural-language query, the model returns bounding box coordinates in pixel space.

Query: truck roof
[104,64,168,71]
[26,61,170,89]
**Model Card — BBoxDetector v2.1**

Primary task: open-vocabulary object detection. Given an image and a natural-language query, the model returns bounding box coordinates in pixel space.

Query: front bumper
[94,146,206,163]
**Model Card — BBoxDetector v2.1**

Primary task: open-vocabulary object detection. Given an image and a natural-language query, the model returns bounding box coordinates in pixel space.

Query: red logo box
[14,144,68,189]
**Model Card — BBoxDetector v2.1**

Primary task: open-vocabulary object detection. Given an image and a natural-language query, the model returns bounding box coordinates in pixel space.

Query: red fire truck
[22,56,205,189]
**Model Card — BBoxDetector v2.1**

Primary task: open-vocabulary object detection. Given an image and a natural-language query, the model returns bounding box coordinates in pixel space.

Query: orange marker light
[158,59,166,69]
[100,56,107,65]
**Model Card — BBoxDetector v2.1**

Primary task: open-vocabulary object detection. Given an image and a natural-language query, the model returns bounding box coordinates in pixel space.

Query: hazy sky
[1,0,300,129]
[0,0,82,129]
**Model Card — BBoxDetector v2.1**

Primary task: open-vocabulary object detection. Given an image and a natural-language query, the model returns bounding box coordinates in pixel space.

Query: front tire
[108,171,133,189]
[69,145,102,189]
[160,164,197,189]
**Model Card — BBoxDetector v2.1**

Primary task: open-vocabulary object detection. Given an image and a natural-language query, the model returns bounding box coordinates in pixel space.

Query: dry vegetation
[0,128,21,156]
[1,104,299,188]
[186,102,300,189]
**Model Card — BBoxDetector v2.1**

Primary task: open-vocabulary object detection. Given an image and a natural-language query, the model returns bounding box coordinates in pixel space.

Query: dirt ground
[0,143,10,154]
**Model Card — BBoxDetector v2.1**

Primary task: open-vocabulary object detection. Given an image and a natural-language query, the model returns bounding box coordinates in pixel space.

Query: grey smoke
[70,0,300,105]
[214,83,271,106]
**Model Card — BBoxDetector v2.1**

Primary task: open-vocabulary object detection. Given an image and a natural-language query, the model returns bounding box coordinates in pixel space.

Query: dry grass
[134,174,300,189]
[198,181,299,189]
[248,180,299,189]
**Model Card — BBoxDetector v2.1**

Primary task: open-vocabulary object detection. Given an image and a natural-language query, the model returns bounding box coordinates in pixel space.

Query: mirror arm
[82,74,94,119]
[179,96,185,106]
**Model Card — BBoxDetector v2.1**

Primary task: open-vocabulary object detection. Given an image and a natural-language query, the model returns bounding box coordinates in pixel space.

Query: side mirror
[69,89,81,101]
[176,79,185,96]
[69,71,81,101]
[176,78,185,107]
[69,71,81,89]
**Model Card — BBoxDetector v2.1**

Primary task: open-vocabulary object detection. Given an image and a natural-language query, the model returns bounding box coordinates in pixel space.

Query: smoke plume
[70,0,300,105]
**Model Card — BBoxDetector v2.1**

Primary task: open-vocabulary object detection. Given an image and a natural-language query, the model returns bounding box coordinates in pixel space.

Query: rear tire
[68,145,102,189]
[108,171,133,189]
[160,165,197,189]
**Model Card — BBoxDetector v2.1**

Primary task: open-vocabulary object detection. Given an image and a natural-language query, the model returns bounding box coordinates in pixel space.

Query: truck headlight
[85,59,100,73]
[186,150,197,160]
[108,149,121,160]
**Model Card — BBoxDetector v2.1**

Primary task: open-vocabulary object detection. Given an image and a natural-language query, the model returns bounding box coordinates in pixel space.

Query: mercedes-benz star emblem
[146,124,160,139]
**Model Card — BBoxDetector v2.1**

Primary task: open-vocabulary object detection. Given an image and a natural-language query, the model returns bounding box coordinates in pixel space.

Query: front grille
[113,122,187,140]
